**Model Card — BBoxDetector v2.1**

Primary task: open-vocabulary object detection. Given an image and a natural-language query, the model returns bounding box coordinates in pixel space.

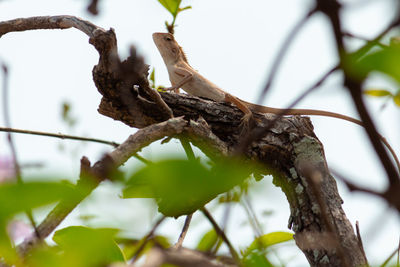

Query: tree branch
[18,117,187,255]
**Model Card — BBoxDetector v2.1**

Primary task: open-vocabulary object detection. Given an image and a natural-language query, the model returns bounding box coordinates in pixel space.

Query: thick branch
[2,16,367,266]
[18,117,187,255]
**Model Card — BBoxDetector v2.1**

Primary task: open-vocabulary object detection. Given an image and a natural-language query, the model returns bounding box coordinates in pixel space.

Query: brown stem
[201,208,240,265]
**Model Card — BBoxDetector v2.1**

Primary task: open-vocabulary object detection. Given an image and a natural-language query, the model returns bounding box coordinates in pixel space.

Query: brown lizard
[152,32,400,172]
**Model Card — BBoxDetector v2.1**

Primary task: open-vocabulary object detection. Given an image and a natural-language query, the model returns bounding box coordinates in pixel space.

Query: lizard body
[152,32,399,171]
[153,32,362,125]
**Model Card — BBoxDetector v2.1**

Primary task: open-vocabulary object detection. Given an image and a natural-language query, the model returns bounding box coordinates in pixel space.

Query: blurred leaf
[394,92,400,107]
[390,36,400,46]
[157,85,167,92]
[26,246,65,267]
[157,0,181,17]
[196,229,220,252]
[123,159,253,217]
[242,251,274,267]
[61,101,77,128]
[356,46,400,83]
[149,68,156,88]
[121,235,170,260]
[0,182,77,219]
[218,191,241,203]
[61,102,70,121]
[53,226,125,267]
[179,6,192,12]
[364,89,393,97]
[0,228,19,266]
[244,231,293,256]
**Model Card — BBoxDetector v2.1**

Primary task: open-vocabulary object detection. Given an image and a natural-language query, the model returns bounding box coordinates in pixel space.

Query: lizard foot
[239,113,254,134]
[164,86,180,93]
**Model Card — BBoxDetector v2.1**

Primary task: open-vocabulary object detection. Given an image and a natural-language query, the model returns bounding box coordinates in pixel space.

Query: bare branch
[0,16,102,38]
[0,126,119,147]
[201,208,240,264]
[355,221,369,267]
[317,0,400,187]
[18,117,187,255]
[257,7,317,103]
[1,63,39,238]
[141,247,227,267]
[173,214,193,249]
[130,216,166,264]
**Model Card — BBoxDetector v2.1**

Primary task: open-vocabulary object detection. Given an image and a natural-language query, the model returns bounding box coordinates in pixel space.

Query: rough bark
[0,16,368,266]
[90,27,367,267]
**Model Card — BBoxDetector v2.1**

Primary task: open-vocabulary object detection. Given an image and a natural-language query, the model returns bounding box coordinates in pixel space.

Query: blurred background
[0,0,399,266]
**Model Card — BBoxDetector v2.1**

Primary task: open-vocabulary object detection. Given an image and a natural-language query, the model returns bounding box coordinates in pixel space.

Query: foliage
[196,229,222,253]
[122,158,254,217]
[349,42,400,108]
[157,0,191,33]
[243,231,294,257]
[26,226,125,267]
[0,181,81,265]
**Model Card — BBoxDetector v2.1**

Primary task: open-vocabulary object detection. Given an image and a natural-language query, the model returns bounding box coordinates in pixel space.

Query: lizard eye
[165,36,172,41]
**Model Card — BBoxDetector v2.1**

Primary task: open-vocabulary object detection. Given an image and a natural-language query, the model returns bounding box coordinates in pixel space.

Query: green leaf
[356,46,400,83]
[196,229,220,252]
[123,159,253,217]
[53,226,125,267]
[244,231,293,256]
[120,235,170,260]
[179,6,192,12]
[149,68,156,88]
[157,0,181,17]
[0,182,77,219]
[26,246,65,267]
[242,251,274,267]
[394,92,400,107]
[364,89,393,97]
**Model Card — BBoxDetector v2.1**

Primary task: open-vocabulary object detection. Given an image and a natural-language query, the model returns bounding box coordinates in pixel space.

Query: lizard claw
[164,86,180,93]
[239,113,253,133]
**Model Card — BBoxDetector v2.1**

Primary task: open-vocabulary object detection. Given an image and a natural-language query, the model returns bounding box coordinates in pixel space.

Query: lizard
[152,32,400,172]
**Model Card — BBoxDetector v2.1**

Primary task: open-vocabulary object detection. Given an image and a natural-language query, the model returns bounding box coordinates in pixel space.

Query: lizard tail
[243,100,400,174]
[244,101,363,126]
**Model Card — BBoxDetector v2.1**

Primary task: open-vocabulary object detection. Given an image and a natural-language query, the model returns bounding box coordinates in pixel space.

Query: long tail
[243,100,400,174]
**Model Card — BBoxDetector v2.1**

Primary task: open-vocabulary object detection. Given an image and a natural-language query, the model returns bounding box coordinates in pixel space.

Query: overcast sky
[0,0,399,265]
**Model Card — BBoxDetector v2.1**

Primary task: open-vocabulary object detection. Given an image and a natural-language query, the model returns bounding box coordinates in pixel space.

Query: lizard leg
[165,68,193,93]
[224,93,254,130]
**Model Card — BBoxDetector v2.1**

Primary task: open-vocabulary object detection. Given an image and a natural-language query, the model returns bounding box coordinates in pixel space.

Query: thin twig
[1,64,40,238]
[173,214,193,249]
[0,126,152,164]
[201,207,240,265]
[0,127,119,147]
[381,246,400,267]
[130,216,166,264]
[330,168,382,197]
[242,195,263,237]
[18,117,188,255]
[343,32,388,49]
[257,7,317,103]
[355,221,369,267]
[320,0,400,185]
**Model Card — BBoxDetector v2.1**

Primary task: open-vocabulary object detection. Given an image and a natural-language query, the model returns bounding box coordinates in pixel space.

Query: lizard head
[152,32,187,64]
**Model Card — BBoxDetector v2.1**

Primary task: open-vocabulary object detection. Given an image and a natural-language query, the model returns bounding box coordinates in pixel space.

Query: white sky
[0,0,399,266]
